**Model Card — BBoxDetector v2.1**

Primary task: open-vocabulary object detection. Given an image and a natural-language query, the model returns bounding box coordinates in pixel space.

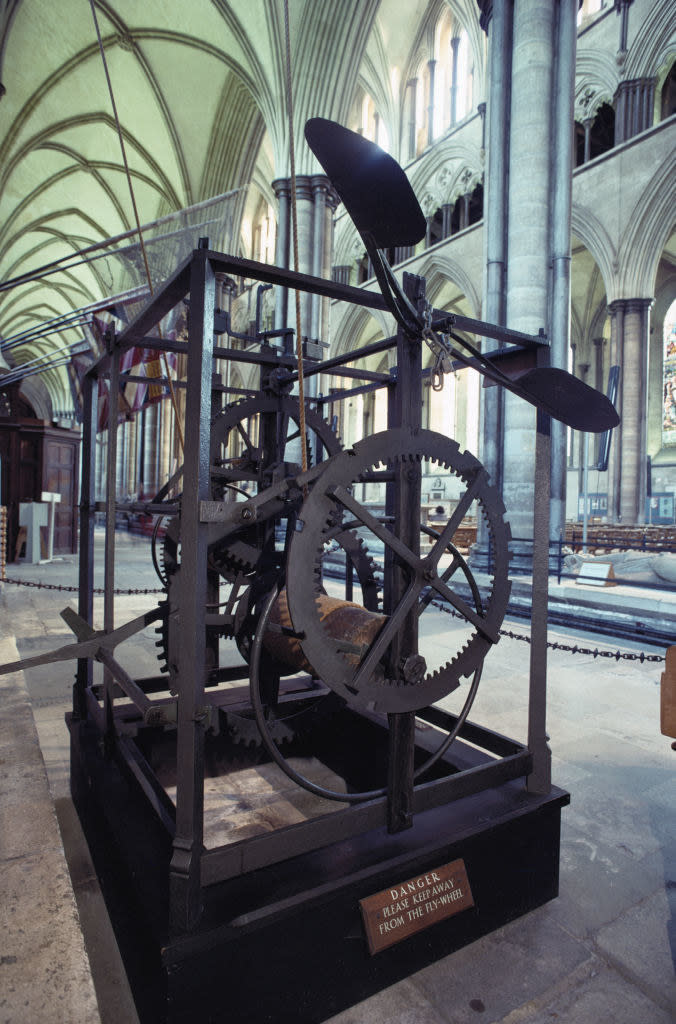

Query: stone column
[407,78,418,160]
[272,178,290,332]
[427,60,436,146]
[583,116,593,163]
[311,175,339,344]
[502,0,557,566]
[607,298,652,523]
[614,78,656,144]
[549,0,577,547]
[479,0,511,486]
[159,398,175,488]
[450,36,461,125]
[593,337,605,391]
[441,203,453,238]
[125,415,137,499]
[332,265,351,286]
[142,402,159,497]
[460,191,470,230]
[576,361,590,494]
[473,0,511,570]
[293,175,315,336]
[273,175,335,348]
[592,336,606,465]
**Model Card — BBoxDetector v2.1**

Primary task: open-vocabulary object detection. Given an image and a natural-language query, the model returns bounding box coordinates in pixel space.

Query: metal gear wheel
[210,394,342,498]
[286,427,511,714]
[224,528,380,748]
[152,394,342,668]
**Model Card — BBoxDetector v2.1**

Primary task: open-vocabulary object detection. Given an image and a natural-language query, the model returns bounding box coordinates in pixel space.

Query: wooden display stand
[0,390,79,559]
[69,710,568,1024]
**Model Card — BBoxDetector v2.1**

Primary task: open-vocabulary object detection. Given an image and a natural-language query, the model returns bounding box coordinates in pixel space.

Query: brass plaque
[359,859,474,955]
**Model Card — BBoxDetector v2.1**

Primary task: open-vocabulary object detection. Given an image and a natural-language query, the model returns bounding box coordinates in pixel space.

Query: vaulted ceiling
[5,0,480,412]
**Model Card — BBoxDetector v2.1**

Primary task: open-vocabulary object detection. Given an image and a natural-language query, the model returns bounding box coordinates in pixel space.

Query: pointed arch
[570,203,618,300]
[617,150,676,299]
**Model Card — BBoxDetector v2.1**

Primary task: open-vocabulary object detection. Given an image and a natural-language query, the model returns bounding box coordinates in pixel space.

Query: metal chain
[2,579,664,662]
[430,599,665,664]
[1,577,164,596]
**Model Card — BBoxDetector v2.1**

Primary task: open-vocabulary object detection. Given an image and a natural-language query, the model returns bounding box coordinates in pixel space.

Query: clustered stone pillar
[142,403,159,498]
[311,175,339,344]
[477,0,575,567]
[614,78,656,144]
[450,36,461,125]
[502,0,557,561]
[607,298,652,523]
[427,60,436,146]
[479,0,511,499]
[407,78,418,160]
[272,174,338,354]
[273,178,291,334]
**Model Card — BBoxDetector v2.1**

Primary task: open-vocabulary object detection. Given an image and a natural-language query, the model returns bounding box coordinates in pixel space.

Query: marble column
[607,298,652,523]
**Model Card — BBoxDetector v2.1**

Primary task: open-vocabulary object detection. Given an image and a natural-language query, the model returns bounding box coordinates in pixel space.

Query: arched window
[360,94,390,152]
[577,0,606,26]
[453,30,473,123]
[427,207,445,247]
[252,200,275,265]
[467,183,483,226]
[356,251,371,284]
[408,15,475,157]
[660,62,676,121]
[433,12,474,134]
[575,102,615,166]
[663,298,676,447]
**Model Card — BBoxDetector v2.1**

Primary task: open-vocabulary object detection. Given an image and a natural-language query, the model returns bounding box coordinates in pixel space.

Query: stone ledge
[0,636,100,1024]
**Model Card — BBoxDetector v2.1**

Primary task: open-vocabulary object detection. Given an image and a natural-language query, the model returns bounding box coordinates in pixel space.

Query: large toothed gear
[152,394,343,669]
[210,394,342,497]
[286,427,511,714]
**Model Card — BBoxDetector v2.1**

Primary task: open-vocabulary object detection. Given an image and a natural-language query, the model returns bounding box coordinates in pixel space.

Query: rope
[283,0,308,474]
[89,0,185,454]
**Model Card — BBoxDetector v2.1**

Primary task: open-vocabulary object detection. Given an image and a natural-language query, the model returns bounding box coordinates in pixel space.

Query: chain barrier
[1,577,164,596]
[431,599,665,664]
[1,577,665,663]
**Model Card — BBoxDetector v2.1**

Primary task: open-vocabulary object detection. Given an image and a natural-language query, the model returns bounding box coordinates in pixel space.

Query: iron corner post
[103,330,119,753]
[386,272,426,833]
[170,248,216,933]
[527,344,553,794]
[74,367,97,718]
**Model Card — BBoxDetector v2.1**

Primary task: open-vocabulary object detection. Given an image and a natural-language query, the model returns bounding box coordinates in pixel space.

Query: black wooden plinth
[68,715,568,1024]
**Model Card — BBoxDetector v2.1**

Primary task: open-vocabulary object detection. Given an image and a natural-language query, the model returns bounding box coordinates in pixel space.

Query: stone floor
[0,529,674,1023]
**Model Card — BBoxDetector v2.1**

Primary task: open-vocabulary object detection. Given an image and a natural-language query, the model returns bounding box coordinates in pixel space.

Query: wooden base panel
[68,715,568,1024]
